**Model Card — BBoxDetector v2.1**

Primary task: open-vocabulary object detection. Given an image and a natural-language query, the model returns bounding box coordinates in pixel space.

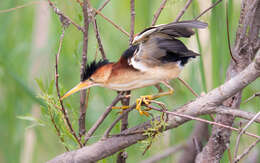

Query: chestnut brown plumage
[62,20,207,116]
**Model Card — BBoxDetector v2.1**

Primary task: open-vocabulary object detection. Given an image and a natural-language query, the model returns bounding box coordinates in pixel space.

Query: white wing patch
[129,46,150,72]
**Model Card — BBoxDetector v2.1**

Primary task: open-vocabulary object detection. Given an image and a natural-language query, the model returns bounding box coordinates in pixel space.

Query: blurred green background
[0,0,259,162]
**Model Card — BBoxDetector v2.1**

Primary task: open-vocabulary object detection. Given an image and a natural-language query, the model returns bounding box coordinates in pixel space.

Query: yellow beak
[61,80,94,100]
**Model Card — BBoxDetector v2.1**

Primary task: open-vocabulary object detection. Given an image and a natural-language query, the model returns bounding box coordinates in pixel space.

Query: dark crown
[82,60,109,81]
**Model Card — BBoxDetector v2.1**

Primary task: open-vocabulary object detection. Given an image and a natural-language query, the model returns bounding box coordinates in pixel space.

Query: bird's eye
[89,78,94,81]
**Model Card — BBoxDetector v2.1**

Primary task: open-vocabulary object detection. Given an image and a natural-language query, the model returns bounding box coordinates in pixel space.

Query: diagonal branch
[54,29,82,148]
[193,0,223,20]
[151,0,168,26]
[90,5,130,36]
[174,0,193,22]
[48,0,84,32]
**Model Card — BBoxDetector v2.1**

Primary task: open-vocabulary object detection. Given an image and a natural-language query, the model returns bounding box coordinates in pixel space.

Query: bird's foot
[136,95,154,117]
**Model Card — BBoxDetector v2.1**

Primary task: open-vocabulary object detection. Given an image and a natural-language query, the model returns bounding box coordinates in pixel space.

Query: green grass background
[0,0,259,162]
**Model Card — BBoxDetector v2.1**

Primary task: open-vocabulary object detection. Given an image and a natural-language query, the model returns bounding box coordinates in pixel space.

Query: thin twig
[243,92,260,103]
[0,1,41,13]
[234,138,260,163]
[55,29,82,147]
[194,0,223,20]
[47,106,69,151]
[129,0,135,44]
[91,14,107,60]
[97,0,111,13]
[174,0,193,22]
[103,105,136,139]
[151,0,168,26]
[90,5,130,36]
[233,111,260,161]
[117,1,135,160]
[141,144,184,163]
[226,0,237,64]
[78,0,90,140]
[48,0,84,32]
[148,105,260,139]
[177,77,198,97]
[84,94,122,144]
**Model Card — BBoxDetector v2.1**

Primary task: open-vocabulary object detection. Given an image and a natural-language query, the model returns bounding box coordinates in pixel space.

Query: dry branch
[84,94,122,144]
[196,0,260,161]
[78,0,90,139]
[174,0,193,22]
[48,0,84,32]
[141,144,184,163]
[48,50,260,163]
[151,0,168,26]
[54,29,82,147]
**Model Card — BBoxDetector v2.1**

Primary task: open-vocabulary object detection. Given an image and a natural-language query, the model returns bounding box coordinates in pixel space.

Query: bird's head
[61,60,111,100]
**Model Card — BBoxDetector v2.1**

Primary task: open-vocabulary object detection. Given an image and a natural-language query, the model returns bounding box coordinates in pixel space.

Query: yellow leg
[112,105,130,110]
[135,81,174,116]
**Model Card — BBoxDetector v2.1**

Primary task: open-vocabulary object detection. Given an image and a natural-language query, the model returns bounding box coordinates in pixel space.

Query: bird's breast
[103,62,182,91]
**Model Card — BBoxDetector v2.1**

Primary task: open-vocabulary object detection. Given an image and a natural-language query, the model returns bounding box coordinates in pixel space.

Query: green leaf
[17,115,37,122]
[48,79,55,94]
[35,78,46,93]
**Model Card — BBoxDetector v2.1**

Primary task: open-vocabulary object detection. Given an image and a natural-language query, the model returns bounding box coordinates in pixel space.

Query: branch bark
[78,0,89,139]
[196,0,260,162]
[48,50,260,163]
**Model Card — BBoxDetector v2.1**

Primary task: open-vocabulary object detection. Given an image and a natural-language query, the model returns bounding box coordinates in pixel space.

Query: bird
[61,20,207,116]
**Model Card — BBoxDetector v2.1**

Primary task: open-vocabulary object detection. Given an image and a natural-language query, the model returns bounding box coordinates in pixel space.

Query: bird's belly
[105,79,159,91]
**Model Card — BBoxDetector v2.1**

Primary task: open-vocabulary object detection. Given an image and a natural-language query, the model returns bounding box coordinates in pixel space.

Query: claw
[135,95,155,116]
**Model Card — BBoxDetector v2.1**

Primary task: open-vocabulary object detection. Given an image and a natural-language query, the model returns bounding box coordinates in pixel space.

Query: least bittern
[61,20,207,115]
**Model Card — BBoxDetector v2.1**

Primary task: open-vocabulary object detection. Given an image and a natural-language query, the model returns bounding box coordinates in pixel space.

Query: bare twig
[103,105,136,139]
[151,0,168,26]
[177,77,198,97]
[90,6,130,36]
[91,15,107,60]
[178,122,208,163]
[117,2,135,160]
[194,0,223,20]
[97,0,111,13]
[233,111,260,161]
[55,29,82,147]
[174,0,193,22]
[129,0,135,44]
[86,0,107,60]
[48,0,84,32]
[0,1,41,13]
[234,138,260,163]
[226,0,237,64]
[47,106,69,151]
[78,0,90,139]
[84,94,122,144]
[243,92,260,103]
[141,145,184,163]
